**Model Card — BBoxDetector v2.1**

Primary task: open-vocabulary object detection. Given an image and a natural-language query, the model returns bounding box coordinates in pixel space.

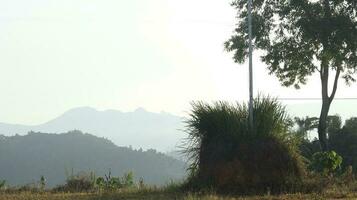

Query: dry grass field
[1,189,357,200]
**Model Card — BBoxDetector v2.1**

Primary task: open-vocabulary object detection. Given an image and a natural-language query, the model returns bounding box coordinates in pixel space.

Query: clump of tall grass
[183,96,305,194]
[53,171,96,193]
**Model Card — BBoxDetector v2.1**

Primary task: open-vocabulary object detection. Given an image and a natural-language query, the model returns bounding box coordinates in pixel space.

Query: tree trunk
[318,99,331,151]
[317,0,335,152]
[317,62,341,152]
[318,63,330,151]
[317,0,342,152]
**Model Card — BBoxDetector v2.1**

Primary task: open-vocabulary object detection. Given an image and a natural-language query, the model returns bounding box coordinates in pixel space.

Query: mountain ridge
[0,107,186,152]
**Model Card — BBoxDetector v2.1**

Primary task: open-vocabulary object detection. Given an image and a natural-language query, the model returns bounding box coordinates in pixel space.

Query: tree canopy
[225,0,357,151]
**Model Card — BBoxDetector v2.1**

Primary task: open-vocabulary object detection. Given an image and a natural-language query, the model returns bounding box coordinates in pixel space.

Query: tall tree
[225,0,357,151]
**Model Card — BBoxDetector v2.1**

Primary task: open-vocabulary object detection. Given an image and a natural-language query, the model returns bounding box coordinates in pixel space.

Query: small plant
[108,177,122,189]
[122,171,134,187]
[40,176,46,190]
[95,177,105,189]
[309,151,343,176]
[138,177,145,189]
[0,180,5,190]
[95,170,135,190]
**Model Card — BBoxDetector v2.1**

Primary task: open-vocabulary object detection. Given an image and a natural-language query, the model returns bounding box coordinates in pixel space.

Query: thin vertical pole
[248,0,254,129]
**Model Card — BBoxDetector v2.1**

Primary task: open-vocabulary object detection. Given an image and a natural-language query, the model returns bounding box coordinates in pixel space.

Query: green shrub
[95,171,135,190]
[40,176,46,190]
[309,151,343,176]
[108,177,122,189]
[122,171,134,187]
[95,177,105,188]
[0,180,5,189]
[184,96,305,194]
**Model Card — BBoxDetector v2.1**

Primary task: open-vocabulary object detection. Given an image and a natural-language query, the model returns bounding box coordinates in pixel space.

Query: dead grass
[0,190,357,200]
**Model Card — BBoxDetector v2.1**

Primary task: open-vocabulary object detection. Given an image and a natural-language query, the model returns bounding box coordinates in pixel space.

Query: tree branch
[329,67,341,103]
[323,0,332,17]
[321,64,329,100]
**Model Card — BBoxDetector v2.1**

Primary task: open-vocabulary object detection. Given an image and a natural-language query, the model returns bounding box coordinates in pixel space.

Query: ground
[1,190,357,200]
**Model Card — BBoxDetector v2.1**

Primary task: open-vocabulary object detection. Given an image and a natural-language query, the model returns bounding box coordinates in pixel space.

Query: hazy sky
[1,0,356,125]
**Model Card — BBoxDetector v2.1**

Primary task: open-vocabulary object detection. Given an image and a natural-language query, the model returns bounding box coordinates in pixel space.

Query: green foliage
[95,170,135,191]
[122,171,134,187]
[344,117,357,133]
[294,115,341,139]
[95,177,105,188]
[309,151,343,176]
[0,131,185,187]
[0,180,5,189]
[40,176,46,190]
[225,0,357,88]
[327,115,342,135]
[225,0,357,151]
[298,116,357,174]
[107,177,121,189]
[294,116,319,139]
[184,96,305,194]
[53,170,136,193]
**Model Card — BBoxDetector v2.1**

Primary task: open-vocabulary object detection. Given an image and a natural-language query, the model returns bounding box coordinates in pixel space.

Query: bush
[183,96,305,194]
[53,171,96,192]
[122,171,134,187]
[40,176,46,190]
[0,180,5,190]
[96,171,135,191]
[309,151,343,176]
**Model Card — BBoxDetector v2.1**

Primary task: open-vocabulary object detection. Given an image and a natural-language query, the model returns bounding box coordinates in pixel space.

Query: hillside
[0,131,187,187]
[0,107,186,152]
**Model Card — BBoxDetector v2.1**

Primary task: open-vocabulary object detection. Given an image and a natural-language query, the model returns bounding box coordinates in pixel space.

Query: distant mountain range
[0,107,186,152]
[0,131,187,187]
[0,102,355,153]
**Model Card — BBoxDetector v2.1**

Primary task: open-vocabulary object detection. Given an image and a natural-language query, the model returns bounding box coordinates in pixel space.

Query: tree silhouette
[294,116,318,138]
[225,0,357,151]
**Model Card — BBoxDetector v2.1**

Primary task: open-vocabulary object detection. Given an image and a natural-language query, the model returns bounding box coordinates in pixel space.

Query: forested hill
[0,131,186,187]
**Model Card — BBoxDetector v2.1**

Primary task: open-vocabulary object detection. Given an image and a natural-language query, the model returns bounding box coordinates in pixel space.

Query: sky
[0,0,356,125]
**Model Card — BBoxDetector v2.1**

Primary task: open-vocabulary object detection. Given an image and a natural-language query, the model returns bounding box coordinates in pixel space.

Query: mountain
[0,131,187,187]
[0,107,186,152]
[1,102,354,153]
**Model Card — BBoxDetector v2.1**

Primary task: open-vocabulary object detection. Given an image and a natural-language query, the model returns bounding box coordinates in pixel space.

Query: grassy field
[1,189,357,200]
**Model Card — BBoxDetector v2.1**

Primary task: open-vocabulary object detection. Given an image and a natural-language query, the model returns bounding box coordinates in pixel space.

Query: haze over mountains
[0,107,186,152]
[0,102,356,153]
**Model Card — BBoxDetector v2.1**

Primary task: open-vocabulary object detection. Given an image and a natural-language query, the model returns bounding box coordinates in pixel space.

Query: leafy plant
[95,170,135,190]
[121,171,134,187]
[309,151,343,176]
[40,176,46,190]
[95,177,105,188]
